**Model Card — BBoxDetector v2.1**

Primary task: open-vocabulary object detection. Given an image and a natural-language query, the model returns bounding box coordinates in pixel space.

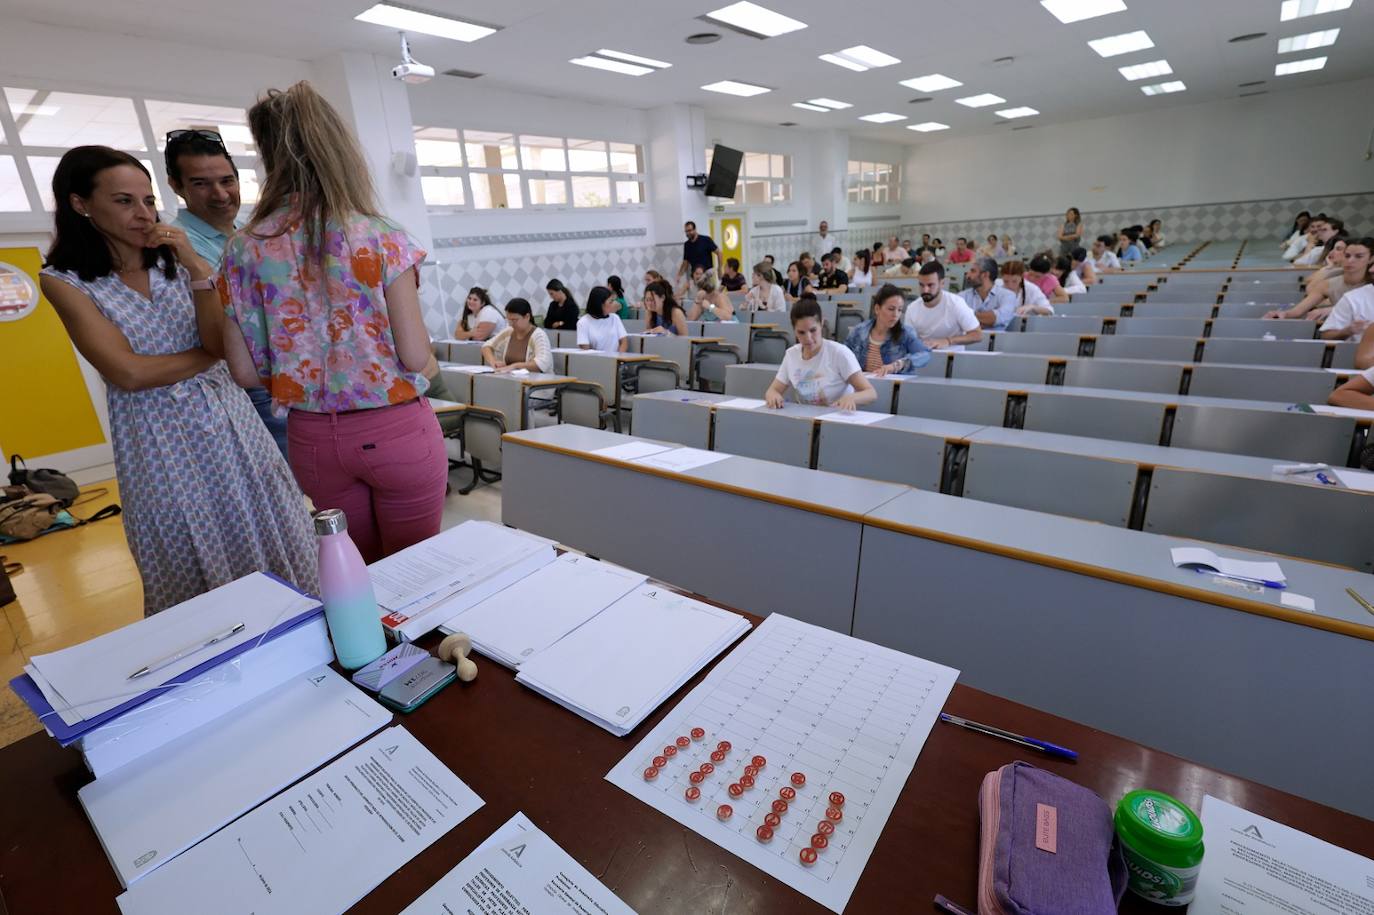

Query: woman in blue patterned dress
[38,146,316,615]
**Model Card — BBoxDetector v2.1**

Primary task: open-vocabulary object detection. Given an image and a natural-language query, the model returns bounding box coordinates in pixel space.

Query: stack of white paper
[714,397,766,410]
[515,585,750,736]
[629,447,730,473]
[438,553,646,669]
[445,364,494,374]
[82,666,391,888]
[372,521,557,641]
[1170,546,1286,584]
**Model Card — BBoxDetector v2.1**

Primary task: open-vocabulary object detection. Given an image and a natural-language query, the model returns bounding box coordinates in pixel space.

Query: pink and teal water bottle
[313,509,387,670]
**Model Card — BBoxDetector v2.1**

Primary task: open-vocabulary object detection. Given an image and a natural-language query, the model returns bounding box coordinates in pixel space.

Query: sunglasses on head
[164,129,227,148]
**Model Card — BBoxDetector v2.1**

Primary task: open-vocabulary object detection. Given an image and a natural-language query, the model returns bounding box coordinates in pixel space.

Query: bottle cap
[313,508,348,536]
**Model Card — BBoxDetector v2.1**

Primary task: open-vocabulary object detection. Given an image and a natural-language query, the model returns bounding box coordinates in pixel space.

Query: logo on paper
[617,706,631,718]
[383,745,399,758]
[310,674,327,686]
[134,850,158,868]
[1242,825,1263,840]
[507,843,526,861]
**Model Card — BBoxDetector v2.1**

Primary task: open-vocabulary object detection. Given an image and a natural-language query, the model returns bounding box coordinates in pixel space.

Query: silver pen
[127,622,247,680]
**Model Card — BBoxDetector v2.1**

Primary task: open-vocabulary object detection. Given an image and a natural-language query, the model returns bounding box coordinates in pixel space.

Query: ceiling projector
[392,32,434,84]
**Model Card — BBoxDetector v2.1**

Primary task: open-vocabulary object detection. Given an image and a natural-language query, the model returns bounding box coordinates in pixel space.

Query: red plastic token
[756,825,774,842]
[717,804,733,821]
[699,762,715,775]
[764,812,781,828]
[811,833,829,850]
[689,771,705,785]
[690,727,705,740]
[790,772,807,787]
[780,786,796,801]
[740,774,755,789]
[685,786,701,801]
[772,799,789,815]
[664,745,677,758]
[643,766,659,780]
[826,806,843,822]
[743,765,758,778]
[710,750,726,763]
[800,847,818,865]
[752,755,767,768]
[717,740,732,752]
[652,755,667,768]
[676,736,690,748]
[817,820,835,836]
[829,791,846,807]
[728,783,744,798]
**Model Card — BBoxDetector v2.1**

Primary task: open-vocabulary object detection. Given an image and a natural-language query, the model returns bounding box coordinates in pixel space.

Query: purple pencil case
[977,761,1126,915]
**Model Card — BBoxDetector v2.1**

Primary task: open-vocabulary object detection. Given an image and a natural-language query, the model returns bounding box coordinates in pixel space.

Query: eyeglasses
[164,129,228,148]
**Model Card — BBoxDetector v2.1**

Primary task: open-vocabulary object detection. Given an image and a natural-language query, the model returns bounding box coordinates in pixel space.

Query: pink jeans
[287,399,448,563]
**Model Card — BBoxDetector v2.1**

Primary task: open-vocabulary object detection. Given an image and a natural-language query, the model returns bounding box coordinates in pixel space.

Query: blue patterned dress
[41,264,318,615]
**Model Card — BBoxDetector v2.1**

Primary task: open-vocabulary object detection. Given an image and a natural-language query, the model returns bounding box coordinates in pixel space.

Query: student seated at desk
[1055,254,1087,295]
[782,261,812,303]
[607,274,632,319]
[483,298,553,373]
[844,283,932,376]
[687,270,736,322]
[997,260,1054,315]
[643,280,689,336]
[766,297,876,412]
[1329,366,1374,410]
[744,260,786,312]
[907,261,984,349]
[1026,254,1071,305]
[1320,281,1374,341]
[816,253,850,293]
[720,257,747,292]
[1267,236,1369,322]
[544,279,580,331]
[577,286,629,353]
[451,286,505,341]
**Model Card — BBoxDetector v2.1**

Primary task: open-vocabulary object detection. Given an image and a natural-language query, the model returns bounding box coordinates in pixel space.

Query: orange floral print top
[219,209,428,414]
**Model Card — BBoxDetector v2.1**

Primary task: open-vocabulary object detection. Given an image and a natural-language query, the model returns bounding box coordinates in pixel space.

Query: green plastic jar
[1114,790,1205,907]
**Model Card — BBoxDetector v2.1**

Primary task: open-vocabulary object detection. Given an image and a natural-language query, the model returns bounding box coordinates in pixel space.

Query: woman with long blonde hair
[219,81,445,563]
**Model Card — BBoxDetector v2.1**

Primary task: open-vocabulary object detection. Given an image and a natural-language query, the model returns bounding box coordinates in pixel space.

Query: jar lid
[313,508,348,536]
[1115,790,1204,854]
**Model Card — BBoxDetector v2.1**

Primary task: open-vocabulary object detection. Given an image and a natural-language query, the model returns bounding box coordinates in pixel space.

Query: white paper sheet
[953,349,1004,355]
[606,614,959,914]
[592,440,675,462]
[629,447,730,473]
[516,584,750,736]
[816,411,889,425]
[1280,592,1317,612]
[1191,795,1374,915]
[1333,468,1374,493]
[399,812,637,914]
[1306,403,1374,419]
[1325,367,1358,374]
[117,726,483,915]
[82,665,391,887]
[439,553,646,669]
[715,397,767,410]
[448,364,495,374]
[30,573,317,726]
[1170,547,1286,584]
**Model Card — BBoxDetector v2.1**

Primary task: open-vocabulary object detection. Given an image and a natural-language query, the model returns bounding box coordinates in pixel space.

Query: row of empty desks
[501,423,1374,819]
[989,331,1355,369]
[435,366,574,430]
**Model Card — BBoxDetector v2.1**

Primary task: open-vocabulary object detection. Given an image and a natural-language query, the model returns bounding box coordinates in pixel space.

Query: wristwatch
[189,277,215,291]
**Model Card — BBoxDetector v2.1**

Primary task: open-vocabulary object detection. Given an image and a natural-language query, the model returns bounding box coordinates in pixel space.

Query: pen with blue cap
[939,713,1078,761]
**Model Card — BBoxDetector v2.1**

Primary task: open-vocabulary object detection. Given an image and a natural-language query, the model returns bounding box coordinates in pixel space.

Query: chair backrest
[750,330,790,365]
[459,407,506,467]
[835,308,864,342]
[556,382,610,429]
[634,360,682,394]
[693,343,743,392]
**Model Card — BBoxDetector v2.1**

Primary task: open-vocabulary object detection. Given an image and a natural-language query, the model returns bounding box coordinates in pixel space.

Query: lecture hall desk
[2,598,1371,914]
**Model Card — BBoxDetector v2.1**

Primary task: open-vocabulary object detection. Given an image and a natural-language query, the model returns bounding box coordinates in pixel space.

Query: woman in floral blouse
[220,81,445,563]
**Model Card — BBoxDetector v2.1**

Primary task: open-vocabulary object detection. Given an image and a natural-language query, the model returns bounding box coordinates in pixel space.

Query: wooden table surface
[2,601,1371,914]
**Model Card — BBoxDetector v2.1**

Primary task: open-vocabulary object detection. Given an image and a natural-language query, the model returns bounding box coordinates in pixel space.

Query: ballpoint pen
[1193,568,1285,589]
[940,713,1078,761]
[127,622,246,680]
[1346,587,1374,617]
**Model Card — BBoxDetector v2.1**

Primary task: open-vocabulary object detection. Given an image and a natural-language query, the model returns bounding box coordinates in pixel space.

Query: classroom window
[704,147,793,207]
[5,88,144,150]
[414,128,648,212]
[847,159,901,204]
[0,157,27,212]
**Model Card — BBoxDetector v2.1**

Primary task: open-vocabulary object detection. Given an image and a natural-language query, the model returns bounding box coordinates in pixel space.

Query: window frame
[846,158,902,205]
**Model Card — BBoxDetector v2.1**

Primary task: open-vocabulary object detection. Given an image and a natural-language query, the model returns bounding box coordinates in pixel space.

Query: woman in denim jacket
[843,284,933,376]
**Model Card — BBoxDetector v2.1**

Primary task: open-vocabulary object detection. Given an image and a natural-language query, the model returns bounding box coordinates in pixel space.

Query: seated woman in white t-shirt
[997,260,1055,316]
[765,297,876,412]
[687,271,736,322]
[576,286,629,353]
[482,298,553,373]
[451,286,506,341]
[849,250,874,289]
[744,260,786,312]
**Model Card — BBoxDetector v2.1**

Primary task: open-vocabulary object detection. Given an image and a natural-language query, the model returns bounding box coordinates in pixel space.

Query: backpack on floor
[8,455,80,508]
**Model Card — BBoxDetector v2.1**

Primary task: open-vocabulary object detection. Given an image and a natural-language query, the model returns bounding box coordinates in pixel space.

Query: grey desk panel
[1113,317,1210,337]
[916,351,954,377]
[471,372,569,431]
[895,377,1010,425]
[1139,291,1222,306]
[1055,300,1125,318]
[852,522,1374,819]
[963,441,1136,526]
[1091,335,1199,363]
[1146,467,1374,572]
[711,322,751,353]
[1172,403,1356,464]
[1126,302,1215,318]
[989,332,1083,356]
[949,352,1052,384]
[1062,358,1184,394]
[712,406,818,467]
[1021,390,1168,443]
[1210,317,1318,340]
[1216,303,1280,318]
[1188,363,1336,404]
[435,339,486,365]
[437,365,478,404]
[816,416,983,490]
[629,391,719,448]
[642,335,692,376]
[724,363,779,398]
[1024,315,1103,335]
[863,375,898,414]
[1330,343,1357,369]
[1201,338,1328,368]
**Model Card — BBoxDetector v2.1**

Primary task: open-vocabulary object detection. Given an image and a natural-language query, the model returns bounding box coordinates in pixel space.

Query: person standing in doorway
[677,220,720,285]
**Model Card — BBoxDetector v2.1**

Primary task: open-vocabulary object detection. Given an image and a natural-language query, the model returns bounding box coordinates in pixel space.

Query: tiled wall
[903,192,1374,257]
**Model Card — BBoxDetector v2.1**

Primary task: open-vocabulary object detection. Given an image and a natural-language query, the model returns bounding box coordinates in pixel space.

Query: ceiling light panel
[704,1,807,38]
[570,56,653,76]
[820,45,900,70]
[995,106,1040,118]
[1088,30,1155,57]
[907,122,950,132]
[899,73,963,92]
[1040,0,1128,24]
[808,98,853,109]
[955,93,1006,108]
[595,49,672,68]
[701,79,772,96]
[1118,59,1172,80]
[820,53,868,71]
[792,102,830,112]
[859,112,906,123]
[1140,80,1187,95]
[1277,28,1339,52]
[354,3,497,42]
[1275,55,1328,74]
[1280,0,1353,20]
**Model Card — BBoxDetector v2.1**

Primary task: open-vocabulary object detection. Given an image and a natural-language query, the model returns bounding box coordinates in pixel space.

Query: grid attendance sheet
[606,615,958,913]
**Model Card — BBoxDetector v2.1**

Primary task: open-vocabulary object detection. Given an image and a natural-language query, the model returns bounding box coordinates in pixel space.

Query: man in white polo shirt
[1088,234,1121,273]
[813,220,835,259]
[903,261,983,350]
